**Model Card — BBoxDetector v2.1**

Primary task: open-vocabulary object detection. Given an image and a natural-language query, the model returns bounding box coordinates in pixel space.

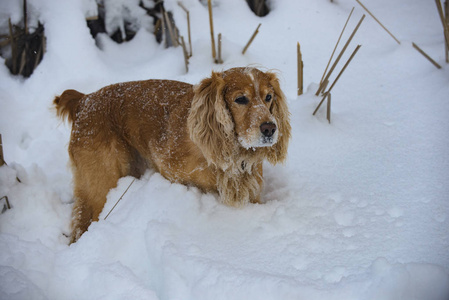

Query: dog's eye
[235,96,249,105]
[265,94,272,102]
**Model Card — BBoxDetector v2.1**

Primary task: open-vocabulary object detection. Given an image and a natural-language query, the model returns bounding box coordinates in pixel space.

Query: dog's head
[188,67,291,171]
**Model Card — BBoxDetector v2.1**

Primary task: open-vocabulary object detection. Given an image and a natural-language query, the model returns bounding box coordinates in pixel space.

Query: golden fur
[54,67,291,243]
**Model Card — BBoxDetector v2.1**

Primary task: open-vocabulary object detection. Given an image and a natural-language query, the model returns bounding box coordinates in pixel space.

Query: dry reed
[178,2,192,56]
[207,0,216,60]
[297,42,303,95]
[104,178,136,220]
[355,0,400,44]
[217,33,223,64]
[412,42,442,69]
[316,14,365,96]
[319,7,354,87]
[313,45,362,118]
[242,23,261,55]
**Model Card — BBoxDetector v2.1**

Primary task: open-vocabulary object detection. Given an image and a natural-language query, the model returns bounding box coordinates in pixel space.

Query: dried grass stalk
[355,0,400,44]
[164,9,179,47]
[316,14,365,96]
[0,134,5,166]
[435,0,449,58]
[208,0,216,59]
[178,2,192,56]
[297,42,303,95]
[446,0,449,62]
[314,45,362,116]
[1,196,11,210]
[242,23,261,55]
[104,178,136,220]
[180,36,189,72]
[217,33,223,64]
[319,7,354,87]
[412,42,442,69]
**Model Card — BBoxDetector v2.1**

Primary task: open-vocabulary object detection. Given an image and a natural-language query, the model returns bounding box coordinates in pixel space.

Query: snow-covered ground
[1,0,448,299]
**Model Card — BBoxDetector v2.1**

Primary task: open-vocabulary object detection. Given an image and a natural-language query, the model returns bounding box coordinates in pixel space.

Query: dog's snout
[260,122,276,137]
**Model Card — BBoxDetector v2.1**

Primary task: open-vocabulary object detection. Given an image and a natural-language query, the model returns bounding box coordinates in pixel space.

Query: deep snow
[0,0,449,299]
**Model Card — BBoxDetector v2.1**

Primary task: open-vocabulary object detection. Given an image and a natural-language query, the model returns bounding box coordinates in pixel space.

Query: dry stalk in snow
[355,0,401,45]
[316,14,365,96]
[178,2,192,57]
[319,7,354,87]
[242,23,261,55]
[412,42,442,69]
[208,0,217,60]
[217,33,223,64]
[181,36,189,72]
[314,45,362,122]
[435,0,449,61]
[297,42,303,96]
[104,179,136,220]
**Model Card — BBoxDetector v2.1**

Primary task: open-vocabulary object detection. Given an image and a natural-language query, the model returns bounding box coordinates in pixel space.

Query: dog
[54,67,291,243]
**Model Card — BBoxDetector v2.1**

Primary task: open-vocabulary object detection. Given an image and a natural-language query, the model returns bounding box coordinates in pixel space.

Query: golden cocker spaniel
[54,67,291,243]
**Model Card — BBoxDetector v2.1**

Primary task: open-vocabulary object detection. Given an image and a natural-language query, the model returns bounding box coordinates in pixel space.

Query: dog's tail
[54,89,84,123]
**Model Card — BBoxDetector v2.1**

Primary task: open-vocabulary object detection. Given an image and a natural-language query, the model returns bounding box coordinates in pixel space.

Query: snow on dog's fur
[54,67,291,243]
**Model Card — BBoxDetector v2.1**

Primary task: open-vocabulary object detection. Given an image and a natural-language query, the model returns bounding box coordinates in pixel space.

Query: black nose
[260,122,277,137]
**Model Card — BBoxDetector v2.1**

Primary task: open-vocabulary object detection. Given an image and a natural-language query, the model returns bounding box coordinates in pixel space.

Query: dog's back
[55,80,203,243]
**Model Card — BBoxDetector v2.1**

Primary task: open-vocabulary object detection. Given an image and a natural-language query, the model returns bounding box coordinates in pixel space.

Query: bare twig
[0,134,5,167]
[297,42,303,95]
[8,19,17,74]
[0,135,21,183]
[180,36,189,72]
[314,45,362,116]
[435,0,449,58]
[327,92,332,123]
[242,23,261,55]
[217,33,223,64]
[164,9,179,47]
[316,14,365,96]
[355,0,400,44]
[178,2,192,56]
[104,178,136,220]
[23,0,28,35]
[444,0,449,63]
[1,196,11,210]
[207,0,216,60]
[0,134,5,166]
[412,42,442,69]
[326,44,362,94]
[319,7,354,87]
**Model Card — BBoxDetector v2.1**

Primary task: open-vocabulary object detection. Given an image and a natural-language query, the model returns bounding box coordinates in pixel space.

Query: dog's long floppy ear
[266,72,291,164]
[188,71,236,170]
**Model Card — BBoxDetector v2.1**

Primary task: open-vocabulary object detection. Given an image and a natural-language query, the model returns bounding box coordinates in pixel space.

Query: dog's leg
[69,140,131,244]
[249,163,264,204]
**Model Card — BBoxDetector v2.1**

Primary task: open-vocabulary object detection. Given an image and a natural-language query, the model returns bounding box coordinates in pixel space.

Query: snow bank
[0,0,448,299]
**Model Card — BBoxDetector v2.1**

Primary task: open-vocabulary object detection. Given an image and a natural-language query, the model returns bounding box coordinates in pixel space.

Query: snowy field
[1,0,449,299]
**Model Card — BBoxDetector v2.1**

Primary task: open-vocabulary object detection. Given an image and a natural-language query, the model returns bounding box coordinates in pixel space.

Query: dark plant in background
[0,0,46,78]
[246,0,269,17]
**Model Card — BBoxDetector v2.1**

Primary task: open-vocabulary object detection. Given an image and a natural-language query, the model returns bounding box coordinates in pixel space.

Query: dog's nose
[260,122,276,137]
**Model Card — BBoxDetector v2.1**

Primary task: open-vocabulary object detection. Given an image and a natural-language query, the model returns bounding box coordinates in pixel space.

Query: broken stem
[104,178,136,220]
[242,23,261,55]
[319,7,354,87]
[316,14,365,96]
[208,0,216,59]
[412,42,442,69]
[297,42,303,96]
[355,0,400,44]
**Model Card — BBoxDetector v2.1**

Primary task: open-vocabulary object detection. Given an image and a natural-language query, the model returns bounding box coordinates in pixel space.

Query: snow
[1,0,449,299]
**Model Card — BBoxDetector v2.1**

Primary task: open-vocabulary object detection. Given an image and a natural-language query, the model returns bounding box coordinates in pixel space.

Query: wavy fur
[56,67,291,243]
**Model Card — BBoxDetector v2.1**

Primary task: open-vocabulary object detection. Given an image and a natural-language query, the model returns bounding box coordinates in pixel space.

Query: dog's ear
[266,72,291,164]
[188,71,236,170]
